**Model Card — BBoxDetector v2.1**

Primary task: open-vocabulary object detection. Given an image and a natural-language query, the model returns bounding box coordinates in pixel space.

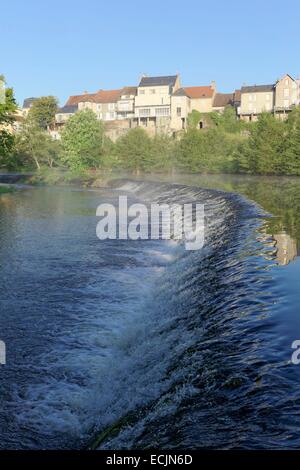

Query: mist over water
[0,180,299,449]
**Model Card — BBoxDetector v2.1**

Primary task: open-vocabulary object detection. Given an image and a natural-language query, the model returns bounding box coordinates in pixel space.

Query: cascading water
[0,181,296,449]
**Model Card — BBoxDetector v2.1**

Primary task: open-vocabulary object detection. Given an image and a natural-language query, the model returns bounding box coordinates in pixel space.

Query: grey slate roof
[241,84,275,93]
[57,104,78,114]
[172,87,187,97]
[23,97,38,109]
[139,75,177,87]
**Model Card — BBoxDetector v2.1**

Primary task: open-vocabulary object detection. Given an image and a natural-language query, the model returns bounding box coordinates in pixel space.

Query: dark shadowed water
[0,176,299,449]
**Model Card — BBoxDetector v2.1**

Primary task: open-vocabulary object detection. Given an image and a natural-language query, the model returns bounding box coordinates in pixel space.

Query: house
[212,93,234,112]
[134,75,181,134]
[22,97,39,116]
[87,89,122,121]
[239,84,275,121]
[55,104,79,126]
[171,84,216,131]
[274,74,298,119]
[55,92,96,126]
[116,87,137,120]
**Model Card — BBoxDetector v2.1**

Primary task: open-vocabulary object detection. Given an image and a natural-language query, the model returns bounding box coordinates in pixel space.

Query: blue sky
[2,0,300,107]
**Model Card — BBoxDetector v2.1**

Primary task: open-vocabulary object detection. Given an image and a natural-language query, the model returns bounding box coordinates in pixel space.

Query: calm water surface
[0,175,299,449]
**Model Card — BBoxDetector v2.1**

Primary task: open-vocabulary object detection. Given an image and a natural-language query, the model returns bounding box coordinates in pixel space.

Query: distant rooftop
[139,75,178,87]
[23,97,38,109]
[93,89,122,103]
[65,93,96,106]
[58,104,78,114]
[213,93,234,108]
[241,84,275,93]
[173,86,214,99]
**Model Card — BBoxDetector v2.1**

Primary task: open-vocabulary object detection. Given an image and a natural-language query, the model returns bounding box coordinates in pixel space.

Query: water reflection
[140,174,300,265]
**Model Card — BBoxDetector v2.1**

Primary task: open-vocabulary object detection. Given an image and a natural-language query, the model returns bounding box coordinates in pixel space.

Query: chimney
[211,80,216,90]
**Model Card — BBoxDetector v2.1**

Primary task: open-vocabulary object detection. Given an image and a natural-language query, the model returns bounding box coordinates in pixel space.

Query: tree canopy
[29,96,58,130]
[61,109,105,170]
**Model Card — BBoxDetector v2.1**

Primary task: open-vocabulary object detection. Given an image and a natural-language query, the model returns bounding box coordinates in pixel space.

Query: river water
[0,176,299,449]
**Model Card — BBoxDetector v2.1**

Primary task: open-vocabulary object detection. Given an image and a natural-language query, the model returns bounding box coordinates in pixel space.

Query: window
[249,103,253,111]
[155,107,170,116]
[284,100,289,108]
[285,79,289,86]
[139,108,151,117]
[150,89,156,94]
[177,107,181,117]
[284,88,289,98]
[139,90,145,95]
[97,104,102,111]
[108,103,115,110]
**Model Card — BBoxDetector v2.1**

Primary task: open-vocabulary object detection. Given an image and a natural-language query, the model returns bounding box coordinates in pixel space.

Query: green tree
[61,109,105,170]
[0,75,17,167]
[14,115,61,169]
[284,107,300,175]
[237,113,286,174]
[29,96,58,130]
[116,127,153,174]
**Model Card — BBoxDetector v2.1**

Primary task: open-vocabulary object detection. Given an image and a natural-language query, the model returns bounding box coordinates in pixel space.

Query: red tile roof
[93,89,122,103]
[183,86,214,99]
[66,93,96,106]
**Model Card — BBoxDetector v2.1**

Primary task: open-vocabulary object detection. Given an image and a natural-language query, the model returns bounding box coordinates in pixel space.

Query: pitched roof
[57,104,78,114]
[185,86,214,99]
[66,93,96,106]
[172,88,187,97]
[120,86,137,96]
[234,89,241,102]
[213,93,234,108]
[241,84,275,93]
[23,97,38,109]
[139,75,178,87]
[93,89,122,103]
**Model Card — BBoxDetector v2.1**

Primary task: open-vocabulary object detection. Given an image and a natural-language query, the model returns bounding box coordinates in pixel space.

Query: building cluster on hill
[22,73,300,140]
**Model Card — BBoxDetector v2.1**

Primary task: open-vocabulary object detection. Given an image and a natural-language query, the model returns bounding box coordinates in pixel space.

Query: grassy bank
[0,184,15,194]
[27,167,119,188]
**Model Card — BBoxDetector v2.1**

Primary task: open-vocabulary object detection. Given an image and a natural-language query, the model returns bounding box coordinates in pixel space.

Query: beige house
[116,87,137,120]
[22,97,39,117]
[240,74,299,121]
[274,74,298,119]
[171,84,216,131]
[56,92,96,126]
[134,75,180,134]
[81,89,122,121]
[240,84,275,121]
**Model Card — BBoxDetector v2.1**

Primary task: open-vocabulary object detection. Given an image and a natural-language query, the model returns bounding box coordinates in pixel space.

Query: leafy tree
[14,115,61,169]
[116,127,153,174]
[237,113,286,174]
[0,75,17,167]
[284,107,300,175]
[61,109,105,170]
[29,96,58,130]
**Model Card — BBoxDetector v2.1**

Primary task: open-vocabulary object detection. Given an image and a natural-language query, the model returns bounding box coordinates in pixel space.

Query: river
[0,175,299,449]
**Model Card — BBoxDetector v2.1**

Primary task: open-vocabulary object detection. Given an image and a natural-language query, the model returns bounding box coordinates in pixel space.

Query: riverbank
[0,184,15,194]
